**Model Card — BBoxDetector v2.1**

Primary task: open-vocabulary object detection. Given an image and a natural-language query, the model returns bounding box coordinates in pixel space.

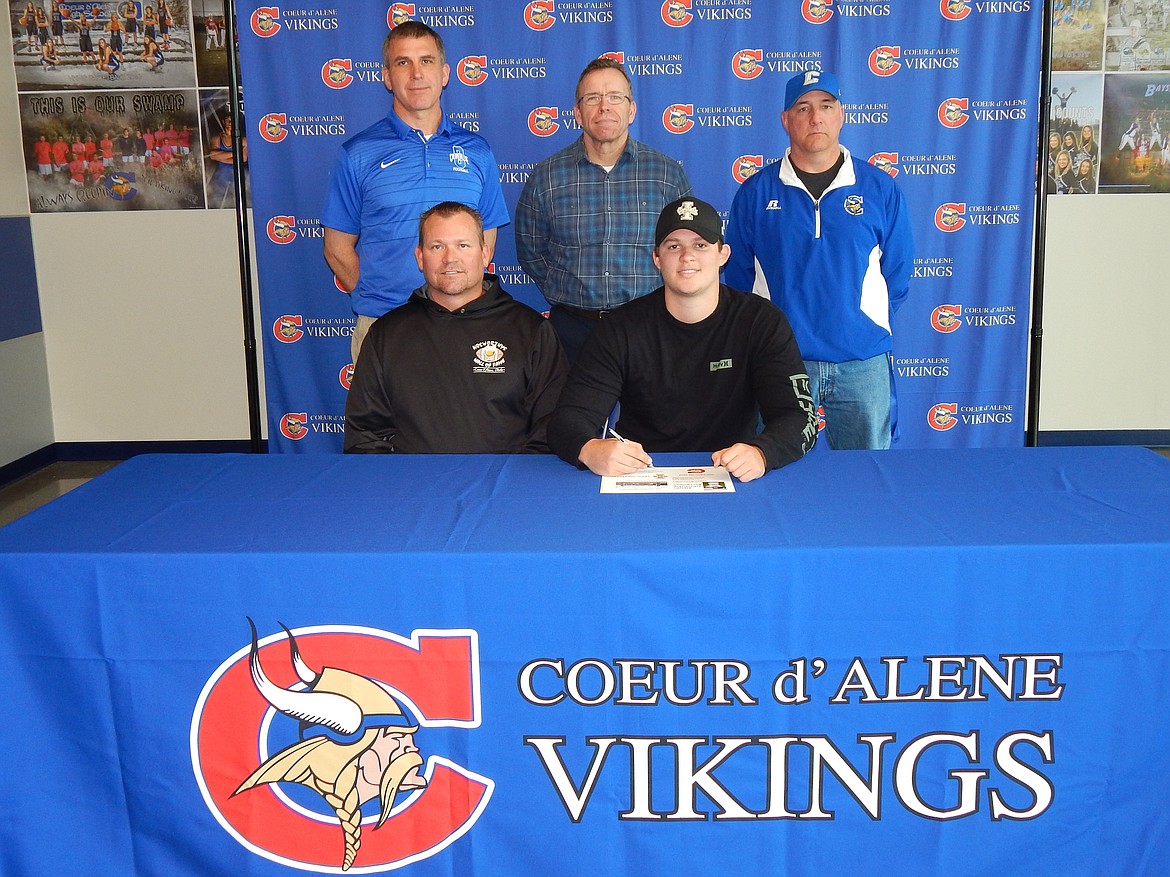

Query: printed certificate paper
[600,466,735,494]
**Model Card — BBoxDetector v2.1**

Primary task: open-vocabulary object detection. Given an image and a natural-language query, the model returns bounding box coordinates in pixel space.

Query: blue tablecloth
[1,447,1169,876]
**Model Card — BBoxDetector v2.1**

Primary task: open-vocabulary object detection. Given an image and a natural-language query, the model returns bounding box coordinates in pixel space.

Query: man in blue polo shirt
[322,20,509,363]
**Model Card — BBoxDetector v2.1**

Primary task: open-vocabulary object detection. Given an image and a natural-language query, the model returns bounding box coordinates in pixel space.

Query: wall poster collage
[1050,0,1170,193]
[9,0,247,211]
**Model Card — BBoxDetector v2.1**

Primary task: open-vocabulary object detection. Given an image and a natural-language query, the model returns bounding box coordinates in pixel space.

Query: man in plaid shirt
[515,58,692,362]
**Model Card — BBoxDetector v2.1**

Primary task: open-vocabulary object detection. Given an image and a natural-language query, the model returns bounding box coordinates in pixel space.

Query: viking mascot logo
[235,623,427,870]
[193,622,491,872]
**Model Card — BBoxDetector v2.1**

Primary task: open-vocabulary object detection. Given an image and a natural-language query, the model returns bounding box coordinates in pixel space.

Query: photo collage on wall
[1050,0,1170,194]
[9,0,247,211]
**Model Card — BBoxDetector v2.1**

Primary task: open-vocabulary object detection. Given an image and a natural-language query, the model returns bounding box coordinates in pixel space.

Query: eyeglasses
[577,92,632,107]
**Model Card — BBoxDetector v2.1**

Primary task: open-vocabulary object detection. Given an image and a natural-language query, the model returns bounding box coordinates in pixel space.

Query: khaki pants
[351,314,377,366]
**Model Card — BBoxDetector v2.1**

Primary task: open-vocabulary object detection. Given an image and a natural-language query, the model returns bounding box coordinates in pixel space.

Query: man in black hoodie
[344,202,568,453]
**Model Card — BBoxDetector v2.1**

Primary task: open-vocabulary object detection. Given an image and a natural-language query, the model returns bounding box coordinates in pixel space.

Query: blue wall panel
[0,216,41,342]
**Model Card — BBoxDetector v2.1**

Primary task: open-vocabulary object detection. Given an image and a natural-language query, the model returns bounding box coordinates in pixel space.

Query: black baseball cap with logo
[654,197,723,247]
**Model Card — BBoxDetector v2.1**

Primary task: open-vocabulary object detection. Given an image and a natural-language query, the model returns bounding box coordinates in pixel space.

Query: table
[2,448,1169,876]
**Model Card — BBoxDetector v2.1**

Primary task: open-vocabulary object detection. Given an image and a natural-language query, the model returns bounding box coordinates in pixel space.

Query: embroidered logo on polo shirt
[844,194,864,215]
[473,340,507,373]
[449,145,470,173]
[710,358,732,371]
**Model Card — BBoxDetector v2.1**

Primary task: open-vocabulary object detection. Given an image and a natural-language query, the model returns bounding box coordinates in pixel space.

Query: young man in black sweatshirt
[548,197,817,482]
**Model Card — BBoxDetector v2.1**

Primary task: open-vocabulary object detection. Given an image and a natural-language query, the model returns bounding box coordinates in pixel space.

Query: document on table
[600,466,735,494]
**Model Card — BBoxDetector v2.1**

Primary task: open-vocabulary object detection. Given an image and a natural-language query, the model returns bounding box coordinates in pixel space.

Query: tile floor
[0,461,121,528]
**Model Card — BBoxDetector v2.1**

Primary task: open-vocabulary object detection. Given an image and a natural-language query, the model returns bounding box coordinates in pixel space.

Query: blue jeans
[804,354,892,450]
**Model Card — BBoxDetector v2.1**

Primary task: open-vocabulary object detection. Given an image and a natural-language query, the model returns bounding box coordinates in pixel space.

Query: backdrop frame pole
[1026,0,1055,447]
[224,0,264,453]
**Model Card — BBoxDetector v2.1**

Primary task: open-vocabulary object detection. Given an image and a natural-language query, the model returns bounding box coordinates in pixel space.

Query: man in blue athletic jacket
[725,70,913,450]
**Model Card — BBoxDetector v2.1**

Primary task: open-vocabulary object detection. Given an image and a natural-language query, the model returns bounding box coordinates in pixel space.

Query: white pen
[607,428,653,467]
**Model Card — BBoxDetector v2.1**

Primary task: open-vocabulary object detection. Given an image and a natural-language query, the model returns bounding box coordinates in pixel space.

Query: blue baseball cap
[784,71,842,110]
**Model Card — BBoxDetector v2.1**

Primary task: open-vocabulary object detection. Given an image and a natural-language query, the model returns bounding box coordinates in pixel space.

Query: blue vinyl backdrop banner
[235,1,1043,453]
